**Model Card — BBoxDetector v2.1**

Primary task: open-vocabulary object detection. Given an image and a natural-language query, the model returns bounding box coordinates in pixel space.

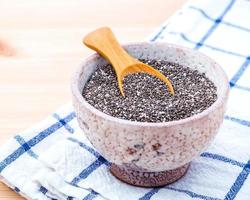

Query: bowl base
[110,163,190,188]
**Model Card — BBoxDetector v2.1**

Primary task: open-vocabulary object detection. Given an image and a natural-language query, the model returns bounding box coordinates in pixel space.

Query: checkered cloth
[1,0,250,199]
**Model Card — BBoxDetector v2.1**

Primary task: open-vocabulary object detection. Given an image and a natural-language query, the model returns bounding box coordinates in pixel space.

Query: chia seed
[82,59,217,122]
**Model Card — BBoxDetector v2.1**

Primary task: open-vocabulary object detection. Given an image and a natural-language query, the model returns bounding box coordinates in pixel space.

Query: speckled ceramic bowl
[71,42,229,187]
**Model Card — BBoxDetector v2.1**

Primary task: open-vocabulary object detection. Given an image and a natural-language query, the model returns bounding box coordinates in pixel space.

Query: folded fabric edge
[0,102,73,153]
[0,175,35,200]
[147,0,196,42]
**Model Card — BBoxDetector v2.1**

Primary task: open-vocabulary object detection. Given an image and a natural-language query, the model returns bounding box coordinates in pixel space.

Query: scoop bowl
[71,42,229,187]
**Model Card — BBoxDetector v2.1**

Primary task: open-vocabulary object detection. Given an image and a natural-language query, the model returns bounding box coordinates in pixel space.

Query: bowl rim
[71,42,229,127]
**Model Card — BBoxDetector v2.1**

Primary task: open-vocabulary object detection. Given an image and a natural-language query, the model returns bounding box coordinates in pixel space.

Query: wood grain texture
[0,0,186,199]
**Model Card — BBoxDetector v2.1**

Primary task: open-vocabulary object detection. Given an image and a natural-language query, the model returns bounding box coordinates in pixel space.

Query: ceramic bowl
[71,42,229,187]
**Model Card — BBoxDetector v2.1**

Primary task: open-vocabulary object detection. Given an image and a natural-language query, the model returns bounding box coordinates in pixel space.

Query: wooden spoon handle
[83,27,135,76]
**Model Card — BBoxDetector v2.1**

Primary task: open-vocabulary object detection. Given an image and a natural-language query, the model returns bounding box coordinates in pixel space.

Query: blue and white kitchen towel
[1,0,250,199]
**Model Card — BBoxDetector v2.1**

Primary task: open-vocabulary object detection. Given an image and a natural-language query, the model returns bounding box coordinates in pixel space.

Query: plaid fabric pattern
[1,0,250,199]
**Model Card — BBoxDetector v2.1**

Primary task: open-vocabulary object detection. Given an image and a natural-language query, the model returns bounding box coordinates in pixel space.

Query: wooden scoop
[83,27,174,96]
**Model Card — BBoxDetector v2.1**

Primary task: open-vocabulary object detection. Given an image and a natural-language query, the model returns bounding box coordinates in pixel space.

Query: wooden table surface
[0,0,186,199]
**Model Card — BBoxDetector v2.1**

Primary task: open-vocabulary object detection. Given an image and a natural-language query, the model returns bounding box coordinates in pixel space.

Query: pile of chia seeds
[82,59,217,122]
